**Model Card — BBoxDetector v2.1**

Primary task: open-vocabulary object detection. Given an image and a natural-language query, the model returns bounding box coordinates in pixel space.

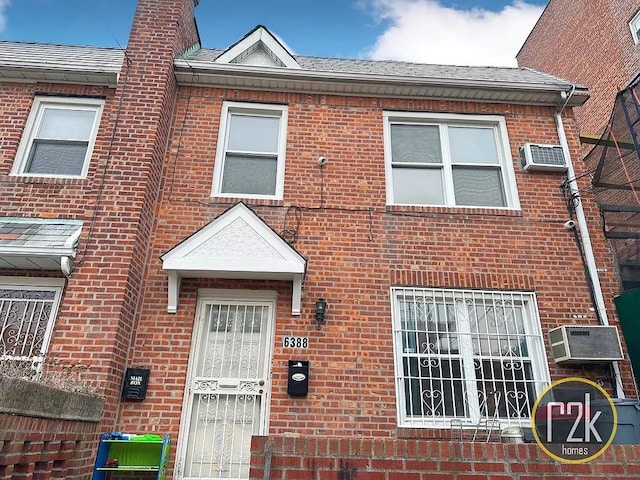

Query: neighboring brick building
[1,0,639,479]
[518,3,640,301]
[517,0,640,138]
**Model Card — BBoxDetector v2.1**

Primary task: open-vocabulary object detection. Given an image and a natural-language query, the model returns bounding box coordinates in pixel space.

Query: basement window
[391,287,550,428]
[11,96,104,178]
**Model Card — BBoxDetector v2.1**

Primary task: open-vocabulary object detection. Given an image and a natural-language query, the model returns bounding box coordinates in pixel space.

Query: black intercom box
[121,367,150,400]
[287,360,309,396]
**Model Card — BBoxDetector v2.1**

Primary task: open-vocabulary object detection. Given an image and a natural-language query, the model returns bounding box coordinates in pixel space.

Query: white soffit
[214,25,301,69]
[0,217,82,277]
[161,202,306,315]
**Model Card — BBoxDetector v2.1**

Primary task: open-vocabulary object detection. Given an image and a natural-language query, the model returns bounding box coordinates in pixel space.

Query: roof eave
[0,66,120,88]
[174,60,589,106]
[0,245,77,257]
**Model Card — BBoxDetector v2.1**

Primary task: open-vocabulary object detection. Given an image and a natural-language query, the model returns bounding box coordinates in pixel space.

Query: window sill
[5,174,88,187]
[397,427,454,440]
[208,196,285,207]
[385,204,523,217]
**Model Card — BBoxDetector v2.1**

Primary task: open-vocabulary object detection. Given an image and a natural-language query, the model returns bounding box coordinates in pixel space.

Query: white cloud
[362,0,544,67]
[0,0,9,31]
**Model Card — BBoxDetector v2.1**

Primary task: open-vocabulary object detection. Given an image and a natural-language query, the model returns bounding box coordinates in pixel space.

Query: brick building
[1,0,639,479]
[517,0,640,138]
[518,3,640,310]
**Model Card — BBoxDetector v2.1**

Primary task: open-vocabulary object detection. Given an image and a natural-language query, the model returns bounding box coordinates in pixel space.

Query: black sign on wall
[121,368,150,400]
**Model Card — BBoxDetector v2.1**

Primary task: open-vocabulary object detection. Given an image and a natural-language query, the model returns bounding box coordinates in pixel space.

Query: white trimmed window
[391,287,549,428]
[0,278,64,378]
[630,10,640,44]
[212,101,288,199]
[384,112,519,208]
[12,96,104,178]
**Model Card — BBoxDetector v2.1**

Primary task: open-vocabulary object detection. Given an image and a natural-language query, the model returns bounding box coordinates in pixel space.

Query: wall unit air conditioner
[519,143,567,172]
[549,325,624,364]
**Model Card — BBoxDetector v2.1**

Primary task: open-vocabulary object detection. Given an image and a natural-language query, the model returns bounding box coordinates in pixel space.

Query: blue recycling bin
[593,398,640,444]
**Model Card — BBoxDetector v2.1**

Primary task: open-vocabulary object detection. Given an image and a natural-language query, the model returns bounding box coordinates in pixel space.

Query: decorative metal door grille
[392,287,549,428]
[0,287,60,378]
[182,302,271,480]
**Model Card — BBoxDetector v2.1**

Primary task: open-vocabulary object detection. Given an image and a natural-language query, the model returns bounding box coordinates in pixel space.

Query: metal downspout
[554,91,625,399]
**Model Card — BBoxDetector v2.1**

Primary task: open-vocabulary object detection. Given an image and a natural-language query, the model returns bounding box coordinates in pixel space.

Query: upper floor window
[391,287,549,429]
[384,112,519,209]
[630,10,640,44]
[11,96,104,178]
[212,101,288,199]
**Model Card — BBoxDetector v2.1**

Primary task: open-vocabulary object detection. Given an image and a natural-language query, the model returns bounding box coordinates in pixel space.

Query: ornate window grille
[391,287,550,428]
[0,283,63,379]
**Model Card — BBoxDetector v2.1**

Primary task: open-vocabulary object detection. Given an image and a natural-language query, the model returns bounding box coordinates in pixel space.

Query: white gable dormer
[161,202,306,315]
[214,25,300,69]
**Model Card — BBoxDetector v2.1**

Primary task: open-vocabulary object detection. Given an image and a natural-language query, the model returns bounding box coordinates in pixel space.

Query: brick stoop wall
[249,436,640,479]
[0,414,100,480]
[0,377,103,480]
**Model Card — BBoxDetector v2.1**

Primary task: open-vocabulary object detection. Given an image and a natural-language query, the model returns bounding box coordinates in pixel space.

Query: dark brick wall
[517,0,640,136]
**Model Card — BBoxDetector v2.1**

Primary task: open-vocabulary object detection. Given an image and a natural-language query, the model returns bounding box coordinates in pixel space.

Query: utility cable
[74,54,132,270]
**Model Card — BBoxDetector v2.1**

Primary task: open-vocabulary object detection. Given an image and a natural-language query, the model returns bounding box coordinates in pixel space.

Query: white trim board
[161,202,306,315]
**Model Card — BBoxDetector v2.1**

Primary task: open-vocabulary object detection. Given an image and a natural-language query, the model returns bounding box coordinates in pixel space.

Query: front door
[177,293,274,480]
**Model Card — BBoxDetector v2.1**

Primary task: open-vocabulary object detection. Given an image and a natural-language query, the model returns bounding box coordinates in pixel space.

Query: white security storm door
[179,296,274,480]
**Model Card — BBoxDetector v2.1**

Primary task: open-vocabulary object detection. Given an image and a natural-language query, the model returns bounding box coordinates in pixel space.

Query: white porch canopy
[161,203,306,315]
[0,217,82,277]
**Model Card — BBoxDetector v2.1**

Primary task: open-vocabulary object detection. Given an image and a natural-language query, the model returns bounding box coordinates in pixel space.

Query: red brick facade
[249,436,640,479]
[517,0,640,136]
[1,0,638,478]
[0,0,200,430]
[118,89,633,441]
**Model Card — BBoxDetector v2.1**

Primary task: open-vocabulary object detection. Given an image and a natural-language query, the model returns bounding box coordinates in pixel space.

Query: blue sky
[0,0,547,67]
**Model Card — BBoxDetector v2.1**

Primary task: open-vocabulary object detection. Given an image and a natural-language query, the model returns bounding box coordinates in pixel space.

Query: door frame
[174,288,277,479]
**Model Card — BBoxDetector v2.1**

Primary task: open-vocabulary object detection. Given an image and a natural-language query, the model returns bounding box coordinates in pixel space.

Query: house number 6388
[283,336,309,349]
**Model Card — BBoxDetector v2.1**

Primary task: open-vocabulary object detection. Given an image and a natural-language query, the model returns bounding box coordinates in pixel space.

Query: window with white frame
[631,10,640,44]
[0,278,64,379]
[384,112,519,208]
[212,101,288,199]
[12,96,104,178]
[391,287,549,428]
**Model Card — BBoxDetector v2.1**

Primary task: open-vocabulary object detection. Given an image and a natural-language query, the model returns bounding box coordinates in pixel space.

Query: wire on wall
[562,179,624,395]
[74,52,132,271]
[319,161,326,206]
[168,58,198,202]
[281,205,302,244]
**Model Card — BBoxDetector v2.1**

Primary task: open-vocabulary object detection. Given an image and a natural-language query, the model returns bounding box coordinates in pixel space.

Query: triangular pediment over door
[161,202,306,315]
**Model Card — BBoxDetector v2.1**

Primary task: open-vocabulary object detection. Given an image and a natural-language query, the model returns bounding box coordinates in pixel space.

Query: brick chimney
[68,0,200,426]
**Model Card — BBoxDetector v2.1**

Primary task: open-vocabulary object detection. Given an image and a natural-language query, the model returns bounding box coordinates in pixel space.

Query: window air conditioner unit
[519,143,567,172]
[549,325,624,364]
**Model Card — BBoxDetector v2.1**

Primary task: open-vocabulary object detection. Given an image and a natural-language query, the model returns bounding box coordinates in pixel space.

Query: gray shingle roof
[0,218,82,250]
[0,41,124,86]
[0,217,83,272]
[0,38,584,104]
[184,48,579,90]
